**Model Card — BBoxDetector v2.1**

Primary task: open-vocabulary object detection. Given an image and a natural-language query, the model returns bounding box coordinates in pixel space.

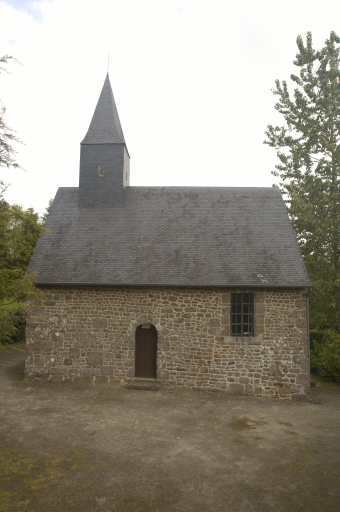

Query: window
[231,293,254,336]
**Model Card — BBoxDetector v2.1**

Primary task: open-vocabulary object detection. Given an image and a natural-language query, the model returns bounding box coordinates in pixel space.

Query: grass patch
[0,343,25,354]
[280,443,316,474]
[92,388,117,404]
[284,430,298,436]
[0,442,179,512]
[232,434,250,445]
[0,445,107,512]
[278,421,293,427]
[228,417,267,431]
[15,380,28,387]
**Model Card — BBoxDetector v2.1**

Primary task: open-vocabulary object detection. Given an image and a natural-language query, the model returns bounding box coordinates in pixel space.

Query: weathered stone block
[228,383,244,394]
[296,318,307,328]
[31,367,50,379]
[245,384,254,394]
[158,342,170,350]
[85,376,97,384]
[67,368,79,376]
[101,365,113,376]
[221,293,230,304]
[34,341,53,352]
[50,367,67,376]
[296,373,309,384]
[33,356,45,366]
[86,352,103,366]
[28,304,44,315]
[92,318,107,329]
[50,376,64,383]
[45,356,57,366]
[255,304,266,315]
[69,348,80,359]
[108,379,121,386]
[126,367,135,377]
[239,377,250,384]
[94,376,109,385]
[295,299,306,309]
[158,369,169,380]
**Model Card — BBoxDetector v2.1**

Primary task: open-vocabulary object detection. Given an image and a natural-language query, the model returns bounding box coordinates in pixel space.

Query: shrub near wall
[0,306,26,345]
[310,329,340,382]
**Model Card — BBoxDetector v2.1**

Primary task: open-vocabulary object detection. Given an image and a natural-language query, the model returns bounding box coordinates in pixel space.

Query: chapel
[25,74,311,397]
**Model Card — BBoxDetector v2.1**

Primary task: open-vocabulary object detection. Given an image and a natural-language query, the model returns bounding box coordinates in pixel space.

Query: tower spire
[81,74,126,146]
[78,75,130,209]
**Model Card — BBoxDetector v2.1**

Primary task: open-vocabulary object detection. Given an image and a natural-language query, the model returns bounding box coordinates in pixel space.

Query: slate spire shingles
[78,74,130,209]
[81,73,126,145]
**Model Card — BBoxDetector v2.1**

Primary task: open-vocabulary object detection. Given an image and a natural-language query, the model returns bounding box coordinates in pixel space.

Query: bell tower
[78,74,130,208]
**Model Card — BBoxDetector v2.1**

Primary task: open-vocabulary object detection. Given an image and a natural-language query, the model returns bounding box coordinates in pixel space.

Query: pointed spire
[81,74,126,144]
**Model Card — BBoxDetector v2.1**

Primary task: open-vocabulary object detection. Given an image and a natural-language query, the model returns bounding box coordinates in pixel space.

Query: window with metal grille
[231,293,254,336]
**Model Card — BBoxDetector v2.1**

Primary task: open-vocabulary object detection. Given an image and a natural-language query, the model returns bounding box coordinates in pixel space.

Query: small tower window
[98,166,104,177]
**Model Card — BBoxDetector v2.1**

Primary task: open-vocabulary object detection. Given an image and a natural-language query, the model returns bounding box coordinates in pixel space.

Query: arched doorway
[135,324,157,378]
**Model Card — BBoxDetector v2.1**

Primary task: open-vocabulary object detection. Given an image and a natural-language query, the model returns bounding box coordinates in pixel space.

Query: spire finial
[107,52,109,74]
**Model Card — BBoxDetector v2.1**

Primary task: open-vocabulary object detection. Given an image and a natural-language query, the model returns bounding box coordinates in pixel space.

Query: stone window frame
[231,292,254,337]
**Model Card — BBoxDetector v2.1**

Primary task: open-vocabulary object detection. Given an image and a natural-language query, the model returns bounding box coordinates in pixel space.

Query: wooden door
[135,324,157,378]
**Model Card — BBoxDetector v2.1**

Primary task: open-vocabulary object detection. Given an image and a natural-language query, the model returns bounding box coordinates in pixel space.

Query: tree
[264,31,340,332]
[0,54,23,171]
[0,55,43,344]
[0,200,44,344]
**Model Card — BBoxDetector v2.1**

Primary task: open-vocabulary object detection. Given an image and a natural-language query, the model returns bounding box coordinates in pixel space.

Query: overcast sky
[0,0,339,215]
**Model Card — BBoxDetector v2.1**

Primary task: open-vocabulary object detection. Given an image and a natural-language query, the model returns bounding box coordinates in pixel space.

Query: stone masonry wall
[25,286,309,397]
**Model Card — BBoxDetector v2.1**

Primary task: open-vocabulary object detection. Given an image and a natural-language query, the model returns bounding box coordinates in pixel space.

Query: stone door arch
[135,324,157,378]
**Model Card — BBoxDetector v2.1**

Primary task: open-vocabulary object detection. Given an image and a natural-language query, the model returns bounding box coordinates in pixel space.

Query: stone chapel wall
[25,286,309,397]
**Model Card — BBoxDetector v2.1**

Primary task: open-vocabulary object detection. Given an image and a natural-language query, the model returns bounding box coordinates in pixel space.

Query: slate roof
[81,74,126,146]
[28,186,311,288]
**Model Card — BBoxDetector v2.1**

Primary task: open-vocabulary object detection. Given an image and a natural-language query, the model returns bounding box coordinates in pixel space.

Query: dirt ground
[1,344,340,512]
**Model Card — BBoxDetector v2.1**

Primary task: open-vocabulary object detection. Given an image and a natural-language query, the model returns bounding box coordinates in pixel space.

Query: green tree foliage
[310,329,340,382]
[0,199,44,344]
[0,54,23,172]
[42,198,53,224]
[0,54,44,344]
[264,32,340,334]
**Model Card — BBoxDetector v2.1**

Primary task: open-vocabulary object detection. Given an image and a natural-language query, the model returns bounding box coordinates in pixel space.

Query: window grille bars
[231,293,254,336]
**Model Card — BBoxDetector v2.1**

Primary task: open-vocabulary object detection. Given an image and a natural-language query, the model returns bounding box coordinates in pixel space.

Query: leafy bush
[0,200,45,345]
[9,308,26,342]
[0,307,26,345]
[310,329,340,382]
[0,310,17,344]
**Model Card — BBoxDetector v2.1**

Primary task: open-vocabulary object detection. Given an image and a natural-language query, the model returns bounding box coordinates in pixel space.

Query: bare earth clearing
[0,344,340,512]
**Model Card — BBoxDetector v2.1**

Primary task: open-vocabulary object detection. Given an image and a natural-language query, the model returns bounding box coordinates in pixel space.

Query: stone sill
[224,336,262,345]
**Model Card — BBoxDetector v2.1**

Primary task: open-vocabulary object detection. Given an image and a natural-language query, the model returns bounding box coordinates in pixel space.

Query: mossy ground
[1,346,340,512]
[0,445,96,512]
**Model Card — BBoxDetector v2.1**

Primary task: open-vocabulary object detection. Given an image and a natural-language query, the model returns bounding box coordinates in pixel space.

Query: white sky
[0,0,339,215]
